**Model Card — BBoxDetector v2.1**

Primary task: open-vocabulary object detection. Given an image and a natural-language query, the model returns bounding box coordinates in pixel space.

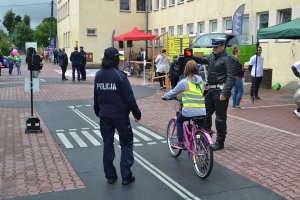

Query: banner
[232,4,245,35]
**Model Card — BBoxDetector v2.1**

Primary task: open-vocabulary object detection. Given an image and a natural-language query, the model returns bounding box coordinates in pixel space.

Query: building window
[258,12,269,29]
[169,0,175,6]
[161,27,166,46]
[210,20,217,33]
[177,25,183,36]
[169,26,174,36]
[279,9,291,24]
[187,23,194,35]
[162,0,167,8]
[137,0,145,11]
[197,21,205,34]
[154,29,159,45]
[242,15,249,35]
[224,18,232,33]
[149,0,152,11]
[120,0,130,11]
[155,0,159,10]
[87,28,97,36]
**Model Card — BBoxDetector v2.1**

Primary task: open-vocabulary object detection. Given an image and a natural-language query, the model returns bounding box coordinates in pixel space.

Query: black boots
[210,142,224,151]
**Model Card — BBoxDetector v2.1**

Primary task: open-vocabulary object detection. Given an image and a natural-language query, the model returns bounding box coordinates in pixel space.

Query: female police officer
[94,47,141,185]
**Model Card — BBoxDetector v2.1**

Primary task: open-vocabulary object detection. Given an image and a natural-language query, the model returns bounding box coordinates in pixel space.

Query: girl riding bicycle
[162,60,207,149]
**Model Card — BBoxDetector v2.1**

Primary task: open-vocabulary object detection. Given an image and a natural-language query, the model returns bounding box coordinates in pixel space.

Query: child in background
[15,53,22,75]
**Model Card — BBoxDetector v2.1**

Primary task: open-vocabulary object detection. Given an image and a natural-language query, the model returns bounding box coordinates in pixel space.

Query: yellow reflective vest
[182,81,205,108]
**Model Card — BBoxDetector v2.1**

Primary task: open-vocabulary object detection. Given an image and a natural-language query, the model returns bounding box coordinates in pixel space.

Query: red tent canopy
[114,27,157,41]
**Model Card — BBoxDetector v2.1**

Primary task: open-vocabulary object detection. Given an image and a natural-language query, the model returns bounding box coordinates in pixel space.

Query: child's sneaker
[172,142,184,149]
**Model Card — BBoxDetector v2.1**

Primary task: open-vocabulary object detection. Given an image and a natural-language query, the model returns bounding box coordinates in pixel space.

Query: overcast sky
[0,0,57,30]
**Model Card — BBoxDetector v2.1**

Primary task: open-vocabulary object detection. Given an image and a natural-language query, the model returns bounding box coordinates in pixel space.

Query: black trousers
[250,76,263,98]
[100,117,134,180]
[72,64,80,81]
[80,63,86,80]
[157,72,165,87]
[61,66,67,79]
[204,89,230,143]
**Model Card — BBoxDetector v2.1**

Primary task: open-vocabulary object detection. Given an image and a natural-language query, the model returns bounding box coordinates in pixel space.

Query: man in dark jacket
[94,47,141,185]
[58,48,68,80]
[193,38,237,151]
[70,47,81,82]
[79,46,87,80]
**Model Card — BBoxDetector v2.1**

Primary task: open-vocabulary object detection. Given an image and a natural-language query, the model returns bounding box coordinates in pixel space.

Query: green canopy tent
[257,17,300,39]
[249,17,300,98]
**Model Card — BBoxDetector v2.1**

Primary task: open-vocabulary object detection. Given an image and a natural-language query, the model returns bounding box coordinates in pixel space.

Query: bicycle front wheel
[123,66,132,77]
[192,131,213,179]
[167,118,182,157]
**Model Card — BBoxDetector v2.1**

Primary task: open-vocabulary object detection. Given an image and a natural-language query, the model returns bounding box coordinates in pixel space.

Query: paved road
[13,87,284,200]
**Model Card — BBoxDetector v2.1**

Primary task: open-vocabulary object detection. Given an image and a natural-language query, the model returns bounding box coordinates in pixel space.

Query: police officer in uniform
[79,46,87,80]
[70,47,81,81]
[193,38,237,151]
[94,47,141,185]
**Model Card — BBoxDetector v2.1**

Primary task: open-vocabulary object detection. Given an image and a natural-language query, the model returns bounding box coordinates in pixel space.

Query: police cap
[104,47,120,58]
[211,38,226,47]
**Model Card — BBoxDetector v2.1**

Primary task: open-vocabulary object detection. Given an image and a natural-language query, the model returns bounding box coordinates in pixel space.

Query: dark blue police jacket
[70,51,82,66]
[93,67,141,119]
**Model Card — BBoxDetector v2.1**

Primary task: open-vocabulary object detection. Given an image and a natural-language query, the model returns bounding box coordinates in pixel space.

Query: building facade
[57,0,300,88]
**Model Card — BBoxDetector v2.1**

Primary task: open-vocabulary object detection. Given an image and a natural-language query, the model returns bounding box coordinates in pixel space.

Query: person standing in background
[232,47,245,110]
[8,52,15,75]
[291,60,300,118]
[79,46,87,81]
[59,48,69,80]
[0,49,3,76]
[155,49,170,91]
[70,47,82,82]
[15,53,22,75]
[249,46,264,102]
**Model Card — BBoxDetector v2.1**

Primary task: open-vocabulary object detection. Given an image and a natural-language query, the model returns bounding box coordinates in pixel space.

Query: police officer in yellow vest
[162,60,206,149]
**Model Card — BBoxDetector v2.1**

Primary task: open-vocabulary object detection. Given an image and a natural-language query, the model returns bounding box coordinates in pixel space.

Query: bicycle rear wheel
[192,131,213,178]
[167,118,182,157]
[123,66,132,77]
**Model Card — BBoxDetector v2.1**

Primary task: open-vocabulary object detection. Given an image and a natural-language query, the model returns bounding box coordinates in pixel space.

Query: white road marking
[147,142,157,145]
[56,129,64,132]
[137,126,164,140]
[134,152,200,200]
[57,133,73,148]
[69,129,77,131]
[82,128,90,130]
[245,104,295,109]
[228,114,300,137]
[72,108,99,129]
[133,129,152,141]
[69,132,87,147]
[92,130,102,139]
[81,131,101,146]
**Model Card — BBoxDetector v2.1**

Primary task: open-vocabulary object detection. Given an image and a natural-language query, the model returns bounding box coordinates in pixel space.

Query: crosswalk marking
[133,129,152,141]
[92,130,102,139]
[137,126,164,140]
[56,126,166,149]
[81,131,101,146]
[69,132,87,147]
[57,133,74,148]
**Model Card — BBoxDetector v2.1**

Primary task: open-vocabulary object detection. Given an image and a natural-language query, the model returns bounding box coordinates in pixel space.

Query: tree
[34,17,57,48]
[0,29,11,55]
[11,22,34,50]
[23,15,31,26]
[2,10,16,35]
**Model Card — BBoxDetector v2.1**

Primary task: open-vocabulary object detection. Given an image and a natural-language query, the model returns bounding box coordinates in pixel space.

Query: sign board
[24,78,40,93]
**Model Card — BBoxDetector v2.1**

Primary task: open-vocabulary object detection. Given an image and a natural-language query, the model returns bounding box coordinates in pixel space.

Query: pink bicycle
[166,99,214,178]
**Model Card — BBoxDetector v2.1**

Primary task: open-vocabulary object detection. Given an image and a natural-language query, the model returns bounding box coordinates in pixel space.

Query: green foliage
[11,22,34,50]
[23,15,31,26]
[0,29,11,55]
[2,10,16,35]
[34,17,57,48]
